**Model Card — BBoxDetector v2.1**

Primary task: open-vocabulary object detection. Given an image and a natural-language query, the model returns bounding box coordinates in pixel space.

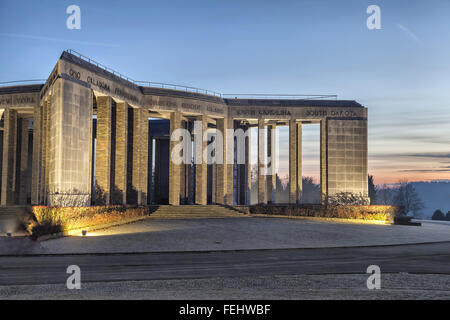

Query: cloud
[405,153,450,159]
[397,24,422,45]
[371,152,450,159]
[0,32,120,48]
[398,168,450,173]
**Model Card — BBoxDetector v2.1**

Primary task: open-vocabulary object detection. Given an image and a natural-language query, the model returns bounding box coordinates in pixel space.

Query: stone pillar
[95,96,112,205]
[267,124,277,204]
[325,118,369,204]
[131,108,148,205]
[320,119,328,204]
[1,108,17,205]
[113,102,128,204]
[169,112,182,205]
[139,108,149,205]
[148,135,153,204]
[31,106,42,205]
[297,123,303,203]
[245,126,252,205]
[47,78,93,206]
[289,120,298,204]
[225,118,234,205]
[18,117,30,204]
[194,116,207,205]
[39,100,50,205]
[257,119,266,204]
[180,121,188,204]
[215,117,234,205]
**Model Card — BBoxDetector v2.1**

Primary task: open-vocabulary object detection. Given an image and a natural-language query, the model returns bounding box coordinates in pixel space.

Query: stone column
[40,100,50,205]
[139,108,149,205]
[31,106,42,205]
[95,96,112,205]
[257,119,266,204]
[131,108,148,205]
[44,99,52,205]
[267,124,277,204]
[1,108,17,205]
[225,118,234,205]
[38,102,47,204]
[113,102,128,204]
[148,136,153,204]
[169,112,182,205]
[194,116,207,205]
[289,120,298,204]
[215,117,234,205]
[18,117,30,204]
[180,120,187,204]
[320,119,328,204]
[47,78,93,206]
[297,123,303,203]
[245,125,252,205]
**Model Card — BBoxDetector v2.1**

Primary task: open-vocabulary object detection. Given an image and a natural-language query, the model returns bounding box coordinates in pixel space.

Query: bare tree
[394,179,425,217]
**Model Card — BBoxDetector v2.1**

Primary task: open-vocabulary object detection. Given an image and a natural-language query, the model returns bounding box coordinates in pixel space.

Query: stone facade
[0,51,369,206]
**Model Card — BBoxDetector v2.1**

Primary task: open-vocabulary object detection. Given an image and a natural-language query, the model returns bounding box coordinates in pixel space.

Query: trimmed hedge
[26,206,154,239]
[23,204,404,239]
[250,204,404,222]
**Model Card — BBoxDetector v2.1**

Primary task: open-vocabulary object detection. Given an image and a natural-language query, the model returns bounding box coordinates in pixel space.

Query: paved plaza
[2,217,450,255]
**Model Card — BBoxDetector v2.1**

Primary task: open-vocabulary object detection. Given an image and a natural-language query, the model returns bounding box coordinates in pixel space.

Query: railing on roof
[0,80,46,87]
[222,94,338,100]
[135,81,222,97]
[67,49,137,83]
[67,49,222,96]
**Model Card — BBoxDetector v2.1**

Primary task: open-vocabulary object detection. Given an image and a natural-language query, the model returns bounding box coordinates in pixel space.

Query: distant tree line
[431,209,450,221]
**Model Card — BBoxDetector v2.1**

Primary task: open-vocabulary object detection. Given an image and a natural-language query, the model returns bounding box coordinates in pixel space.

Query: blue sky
[1,0,450,184]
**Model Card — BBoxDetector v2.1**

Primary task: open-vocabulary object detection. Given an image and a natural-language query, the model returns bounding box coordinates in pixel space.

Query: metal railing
[67,49,222,96]
[67,49,137,84]
[222,94,338,100]
[135,81,222,97]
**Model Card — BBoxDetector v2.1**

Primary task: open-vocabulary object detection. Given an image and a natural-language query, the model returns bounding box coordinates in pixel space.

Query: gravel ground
[1,273,449,300]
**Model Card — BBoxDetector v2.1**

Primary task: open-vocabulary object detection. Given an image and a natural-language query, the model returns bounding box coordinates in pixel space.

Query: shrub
[431,210,445,221]
[447,211,450,221]
[27,206,156,238]
[250,204,402,222]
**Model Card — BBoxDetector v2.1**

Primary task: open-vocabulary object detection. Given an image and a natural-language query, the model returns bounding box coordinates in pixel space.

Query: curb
[1,240,450,258]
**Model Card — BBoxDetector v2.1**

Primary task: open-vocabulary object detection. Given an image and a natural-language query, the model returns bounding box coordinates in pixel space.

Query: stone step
[147,205,243,219]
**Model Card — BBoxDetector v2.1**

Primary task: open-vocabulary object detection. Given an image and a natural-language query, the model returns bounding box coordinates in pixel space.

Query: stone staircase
[147,205,245,219]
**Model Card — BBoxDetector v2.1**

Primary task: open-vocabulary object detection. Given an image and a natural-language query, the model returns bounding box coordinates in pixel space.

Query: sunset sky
[1,0,449,185]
